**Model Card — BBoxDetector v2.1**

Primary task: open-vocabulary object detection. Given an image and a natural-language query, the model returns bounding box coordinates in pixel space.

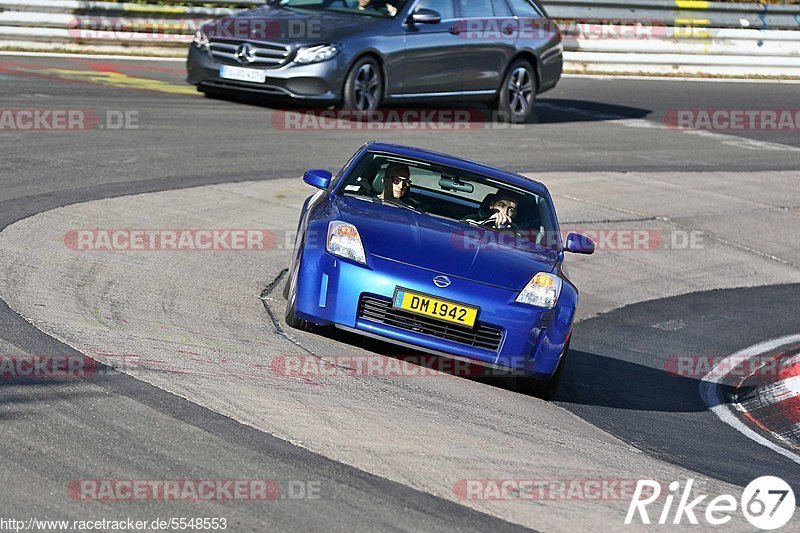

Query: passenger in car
[358,0,399,16]
[462,192,520,229]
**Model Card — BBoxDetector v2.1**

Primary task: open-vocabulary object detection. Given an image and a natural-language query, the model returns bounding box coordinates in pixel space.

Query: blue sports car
[284,142,594,399]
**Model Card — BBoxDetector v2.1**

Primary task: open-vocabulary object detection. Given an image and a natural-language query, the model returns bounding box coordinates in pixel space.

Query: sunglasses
[391,176,411,185]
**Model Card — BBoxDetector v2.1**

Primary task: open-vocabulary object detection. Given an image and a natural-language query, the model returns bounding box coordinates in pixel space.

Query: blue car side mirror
[565,232,595,254]
[303,169,333,189]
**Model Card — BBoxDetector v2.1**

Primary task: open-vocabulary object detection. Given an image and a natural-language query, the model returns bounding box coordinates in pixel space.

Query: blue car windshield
[336,152,560,250]
[278,0,407,17]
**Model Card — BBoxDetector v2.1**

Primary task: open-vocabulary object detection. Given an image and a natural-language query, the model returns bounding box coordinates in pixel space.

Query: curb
[736,349,800,446]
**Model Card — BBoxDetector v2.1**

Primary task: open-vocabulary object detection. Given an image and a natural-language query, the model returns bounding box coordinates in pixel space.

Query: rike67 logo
[626,477,795,529]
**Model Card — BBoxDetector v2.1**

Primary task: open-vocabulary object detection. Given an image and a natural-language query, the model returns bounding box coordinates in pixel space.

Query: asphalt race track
[561,284,800,489]
[1,54,799,531]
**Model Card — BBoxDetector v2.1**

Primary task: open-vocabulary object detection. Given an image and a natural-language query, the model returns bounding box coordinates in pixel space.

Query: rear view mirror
[439,176,474,193]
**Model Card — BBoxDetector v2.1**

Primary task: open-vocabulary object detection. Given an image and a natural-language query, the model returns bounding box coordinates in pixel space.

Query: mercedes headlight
[294,44,340,64]
[327,221,366,264]
[193,29,209,49]
[516,272,562,308]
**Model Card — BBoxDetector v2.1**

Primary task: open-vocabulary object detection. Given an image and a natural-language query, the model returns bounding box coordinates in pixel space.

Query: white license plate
[219,65,266,83]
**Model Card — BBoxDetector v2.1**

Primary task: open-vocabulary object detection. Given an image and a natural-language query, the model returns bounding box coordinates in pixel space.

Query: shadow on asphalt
[0,378,103,420]
[308,325,707,411]
[555,349,707,412]
[200,90,652,124]
[535,98,651,123]
[310,324,519,389]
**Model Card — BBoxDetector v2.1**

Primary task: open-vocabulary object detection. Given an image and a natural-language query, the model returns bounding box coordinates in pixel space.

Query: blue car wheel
[285,243,310,330]
[516,339,570,400]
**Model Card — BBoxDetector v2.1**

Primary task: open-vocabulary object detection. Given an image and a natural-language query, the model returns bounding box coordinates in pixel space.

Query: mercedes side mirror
[409,8,441,24]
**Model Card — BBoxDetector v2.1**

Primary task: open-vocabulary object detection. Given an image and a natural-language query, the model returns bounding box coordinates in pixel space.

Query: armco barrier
[0,0,799,76]
[547,0,800,31]
[0,0,244,15]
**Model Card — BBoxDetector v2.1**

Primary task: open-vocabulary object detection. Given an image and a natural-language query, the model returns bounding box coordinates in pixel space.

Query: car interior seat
[475,193,498,220]
[514,195,541,230]
[371,166,387,195]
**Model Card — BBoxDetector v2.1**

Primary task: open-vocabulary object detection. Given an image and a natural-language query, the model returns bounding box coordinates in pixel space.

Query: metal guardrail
[2,0,797,28]
[547,0,800,30]
[0,0,244,16]
[0,0,799,76]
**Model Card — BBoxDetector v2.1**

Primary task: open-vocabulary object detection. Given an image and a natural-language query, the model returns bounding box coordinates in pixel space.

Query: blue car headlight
[516,272,562,308]
[294,44,341,64]
[327,221,366,264]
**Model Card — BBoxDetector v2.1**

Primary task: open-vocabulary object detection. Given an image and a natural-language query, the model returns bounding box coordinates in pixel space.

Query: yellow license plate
[392,288,478,328]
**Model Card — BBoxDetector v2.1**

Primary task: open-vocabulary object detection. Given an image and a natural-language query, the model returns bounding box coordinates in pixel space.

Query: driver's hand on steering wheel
[483,210,513,228]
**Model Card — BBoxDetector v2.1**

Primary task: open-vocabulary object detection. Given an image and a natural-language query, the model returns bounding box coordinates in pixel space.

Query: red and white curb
[737,351,800,443]
[701,334,800,464]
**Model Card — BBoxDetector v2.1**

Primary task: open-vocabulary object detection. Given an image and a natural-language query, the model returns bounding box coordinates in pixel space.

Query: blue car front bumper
[294,246,575,379]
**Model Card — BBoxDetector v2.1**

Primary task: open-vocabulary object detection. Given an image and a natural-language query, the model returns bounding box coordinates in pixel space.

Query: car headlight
[327,221,366,264]
[516,272,562,308]
[294,44,340,64]
[193,29,209,50]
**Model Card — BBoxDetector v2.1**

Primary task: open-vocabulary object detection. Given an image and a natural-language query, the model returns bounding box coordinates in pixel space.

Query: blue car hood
[335,196,559,291]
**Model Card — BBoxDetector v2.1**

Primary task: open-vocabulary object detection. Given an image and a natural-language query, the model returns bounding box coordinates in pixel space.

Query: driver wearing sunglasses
[379,163,412,204]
